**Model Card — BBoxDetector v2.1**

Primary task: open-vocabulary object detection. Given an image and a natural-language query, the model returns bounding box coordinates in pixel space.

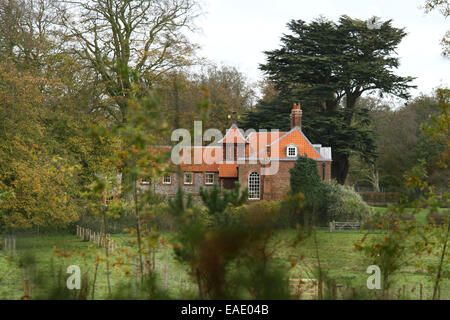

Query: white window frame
[287,145,298,157]
[205,172,214,185]
[162,174,171,185]
[140,176,151,185]
[184,172,193,185]
[248,172,260,200]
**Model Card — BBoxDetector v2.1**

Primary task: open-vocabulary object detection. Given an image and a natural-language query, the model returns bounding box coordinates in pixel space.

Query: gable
[252,128,321,159]
[275,129,321,159]
[219,124,247,144]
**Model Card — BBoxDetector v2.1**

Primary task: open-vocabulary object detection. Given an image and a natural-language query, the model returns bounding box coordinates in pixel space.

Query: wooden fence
[288,278,442,300]
[2,234,16,254]
[357,191,399,206]
[329,221,361,232]
[76,225,115,252]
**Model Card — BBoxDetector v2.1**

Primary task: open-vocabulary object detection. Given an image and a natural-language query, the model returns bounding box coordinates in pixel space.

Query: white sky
[190,0,450,101]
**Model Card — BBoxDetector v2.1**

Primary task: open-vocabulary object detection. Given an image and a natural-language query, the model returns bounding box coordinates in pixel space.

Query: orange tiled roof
[254,128,321,159]
[178,146,222,172]
[274,129,320,159]
[180,163,219,172]
[219,163,238,178]
[150,123,325,175]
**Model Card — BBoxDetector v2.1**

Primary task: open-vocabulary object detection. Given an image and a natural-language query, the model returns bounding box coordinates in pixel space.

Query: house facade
[144,104,332,201]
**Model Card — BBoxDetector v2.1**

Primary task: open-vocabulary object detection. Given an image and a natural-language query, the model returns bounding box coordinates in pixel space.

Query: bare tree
[0,0,62,69]
[59,0,201,124]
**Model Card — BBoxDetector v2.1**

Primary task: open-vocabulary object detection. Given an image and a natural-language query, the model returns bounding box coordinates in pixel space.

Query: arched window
[248,172,260,200]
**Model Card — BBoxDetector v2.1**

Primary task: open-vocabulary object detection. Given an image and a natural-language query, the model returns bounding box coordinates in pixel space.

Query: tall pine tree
[241,16,415,184]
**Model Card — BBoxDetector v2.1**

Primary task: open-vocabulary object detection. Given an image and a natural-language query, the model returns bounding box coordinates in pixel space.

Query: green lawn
[1,226,448,300]
[370,206,448,225]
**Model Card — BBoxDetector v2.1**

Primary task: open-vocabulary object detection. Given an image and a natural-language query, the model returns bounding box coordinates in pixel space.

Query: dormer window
[287,145,298,157]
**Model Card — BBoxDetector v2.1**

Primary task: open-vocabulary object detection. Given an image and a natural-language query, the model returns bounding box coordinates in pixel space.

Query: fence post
[145,259,150,276]
[329,221,335,233]
[332,280,337,300]
[22,279,30,300]
[420,283,423,300]
[164,265,168,290]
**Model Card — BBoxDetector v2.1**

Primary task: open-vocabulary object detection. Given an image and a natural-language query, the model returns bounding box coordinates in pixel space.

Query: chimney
[290,103,302,129]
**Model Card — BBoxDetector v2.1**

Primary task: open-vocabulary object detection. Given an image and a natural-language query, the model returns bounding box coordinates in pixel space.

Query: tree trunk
[433,220,450,300]
[134,179,144,284]
[332,155,350,185]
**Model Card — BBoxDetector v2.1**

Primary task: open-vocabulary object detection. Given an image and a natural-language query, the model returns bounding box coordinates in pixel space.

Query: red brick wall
[238,160,332,201]
[317,161,332,181]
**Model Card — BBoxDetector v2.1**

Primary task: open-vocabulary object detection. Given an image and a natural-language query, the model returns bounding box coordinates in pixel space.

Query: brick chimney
[290,103,302,129]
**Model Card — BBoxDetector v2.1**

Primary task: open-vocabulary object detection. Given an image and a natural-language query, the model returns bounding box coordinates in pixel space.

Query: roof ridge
[218,124,247,144]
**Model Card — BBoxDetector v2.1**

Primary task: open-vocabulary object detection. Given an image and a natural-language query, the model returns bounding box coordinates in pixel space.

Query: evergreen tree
[289,155,323,225]
[199,182,248,216]
[241,16,415,184]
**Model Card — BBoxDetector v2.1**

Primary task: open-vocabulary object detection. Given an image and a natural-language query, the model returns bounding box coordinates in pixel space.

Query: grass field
[0,207,448,300]
[370,206,448,225]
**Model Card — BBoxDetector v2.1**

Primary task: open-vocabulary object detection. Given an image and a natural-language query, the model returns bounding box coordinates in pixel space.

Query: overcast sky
[190,0,449,102]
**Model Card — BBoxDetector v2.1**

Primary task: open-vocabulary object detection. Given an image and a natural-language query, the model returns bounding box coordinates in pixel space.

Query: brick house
[144,104,332,201]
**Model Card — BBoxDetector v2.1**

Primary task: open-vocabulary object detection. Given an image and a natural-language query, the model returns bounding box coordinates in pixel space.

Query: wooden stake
[332,280,337,300]
[164,265,168,290]
[22,279,30,300]
[145,259,150,276]
[420,283,423,300]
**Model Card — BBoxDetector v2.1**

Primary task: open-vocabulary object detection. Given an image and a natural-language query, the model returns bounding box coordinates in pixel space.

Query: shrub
[145,199,210,231]
[320,180,370,224]
[144,202,176,231]
[231,201,285,228]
